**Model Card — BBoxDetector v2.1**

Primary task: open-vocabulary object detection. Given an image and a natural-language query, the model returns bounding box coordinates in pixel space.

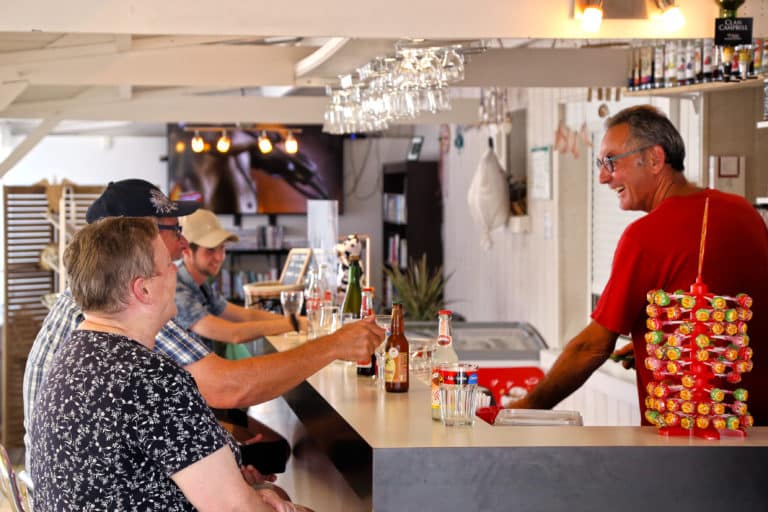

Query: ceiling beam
[4,45,318,87]
[0,95,481,125]
[294,39,396,86]
[0,42,119,67]
[0,0,735,39]
[462,48,630,87]
[0,81,28,111]
[0,116,60,179]
[130,35,269,51]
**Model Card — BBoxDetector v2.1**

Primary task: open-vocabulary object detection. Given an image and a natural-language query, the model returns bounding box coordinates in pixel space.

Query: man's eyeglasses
[595,145,654,174]
[157,224,183,239]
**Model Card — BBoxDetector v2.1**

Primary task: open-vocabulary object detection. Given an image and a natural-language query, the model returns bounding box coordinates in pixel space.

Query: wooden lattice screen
[1,184,103,448]
[2,185,53,448]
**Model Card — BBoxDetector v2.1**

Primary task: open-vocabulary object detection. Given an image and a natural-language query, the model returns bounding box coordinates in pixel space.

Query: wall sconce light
[284,131,298,154]
[216,130,231,153]
[576,0,603,33]
[656,0,685,32]
[190,130,205,153]
[258,131,273,154]
[174,140,186,153]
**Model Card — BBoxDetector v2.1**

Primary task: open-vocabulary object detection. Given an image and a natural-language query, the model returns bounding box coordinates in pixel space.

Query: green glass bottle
[341,255,362,319]
[715,0,744,18]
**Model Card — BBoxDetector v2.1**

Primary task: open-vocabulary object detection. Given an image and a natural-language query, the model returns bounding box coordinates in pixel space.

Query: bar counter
[265,335,768,511]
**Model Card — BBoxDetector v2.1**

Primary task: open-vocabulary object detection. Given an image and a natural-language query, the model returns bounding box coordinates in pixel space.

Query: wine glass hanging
[323,45,468,135]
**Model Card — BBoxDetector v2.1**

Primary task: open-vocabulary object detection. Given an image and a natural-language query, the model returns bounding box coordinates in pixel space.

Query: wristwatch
[289,313,300,333]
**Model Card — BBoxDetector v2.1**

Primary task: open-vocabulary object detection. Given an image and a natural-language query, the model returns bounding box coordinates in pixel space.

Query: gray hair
[605,105,685,172]
[64,217,159,314]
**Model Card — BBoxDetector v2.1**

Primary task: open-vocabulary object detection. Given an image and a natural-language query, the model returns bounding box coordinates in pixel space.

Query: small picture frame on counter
[406,136,424,161]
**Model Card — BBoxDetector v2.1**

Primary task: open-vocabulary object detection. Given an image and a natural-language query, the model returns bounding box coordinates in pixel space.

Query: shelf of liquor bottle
[624,76,765,97]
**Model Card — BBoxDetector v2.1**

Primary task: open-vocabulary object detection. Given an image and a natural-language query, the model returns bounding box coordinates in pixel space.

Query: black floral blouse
[31,330,241,511]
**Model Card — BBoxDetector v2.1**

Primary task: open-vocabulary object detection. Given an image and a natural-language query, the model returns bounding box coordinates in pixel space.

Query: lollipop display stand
[642,198,754,439]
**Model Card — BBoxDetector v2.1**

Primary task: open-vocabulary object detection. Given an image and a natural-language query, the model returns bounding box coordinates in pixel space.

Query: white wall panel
[443,89,561,347]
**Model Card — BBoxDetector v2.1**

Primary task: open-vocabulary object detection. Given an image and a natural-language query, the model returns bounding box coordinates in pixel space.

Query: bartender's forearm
[515,320,618,410]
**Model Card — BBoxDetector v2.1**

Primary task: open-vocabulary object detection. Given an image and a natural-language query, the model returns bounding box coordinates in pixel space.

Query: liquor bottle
[685,40,695,85]
[738,45,750,79]
[721,45,734,81]
[665,40,678,88]
[653,42,665,89]
[752,39,762,77]
[703,39,714,82]
[341,255,362,319]
[627,45,636,89]
[676,40,687,85]
[694,40,703,83]
[431,310,459,420]
[762,39,768,75]
[733,45,743,80]
[357,287,376,377]
[304,267,322,339]
[641,46,652,90]
[384,301,409,393]
[716,0,745,19]
[713,43,723,81]
[318,263,332,306]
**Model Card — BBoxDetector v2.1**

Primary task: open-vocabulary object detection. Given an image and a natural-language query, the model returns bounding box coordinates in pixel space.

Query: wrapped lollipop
[675,322,695,336]
[711,293,752,309]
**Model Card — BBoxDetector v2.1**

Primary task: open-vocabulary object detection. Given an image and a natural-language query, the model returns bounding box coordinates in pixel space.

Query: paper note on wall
[531,146,552,200]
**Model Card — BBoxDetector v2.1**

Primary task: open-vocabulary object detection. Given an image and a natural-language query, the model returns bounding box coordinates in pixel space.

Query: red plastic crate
[475,366,544,424]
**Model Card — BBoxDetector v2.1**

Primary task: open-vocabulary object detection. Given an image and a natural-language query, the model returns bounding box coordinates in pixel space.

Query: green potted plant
[383,254,452,320]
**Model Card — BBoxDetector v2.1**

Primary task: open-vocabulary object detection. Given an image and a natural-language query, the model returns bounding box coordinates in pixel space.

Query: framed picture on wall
[406,136,424,161]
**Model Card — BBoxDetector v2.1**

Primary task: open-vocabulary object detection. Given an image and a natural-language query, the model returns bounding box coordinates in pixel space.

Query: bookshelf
[381,161,443,307]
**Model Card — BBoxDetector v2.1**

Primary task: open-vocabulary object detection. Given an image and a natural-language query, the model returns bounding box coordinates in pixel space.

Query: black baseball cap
[86,179,200,224]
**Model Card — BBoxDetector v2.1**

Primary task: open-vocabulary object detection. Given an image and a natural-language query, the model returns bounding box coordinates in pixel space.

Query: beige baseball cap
[180,209,240,248]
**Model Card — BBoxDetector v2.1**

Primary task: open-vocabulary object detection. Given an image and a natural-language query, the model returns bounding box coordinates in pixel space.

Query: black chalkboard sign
[279,248,312,285]
[715,17,753,46]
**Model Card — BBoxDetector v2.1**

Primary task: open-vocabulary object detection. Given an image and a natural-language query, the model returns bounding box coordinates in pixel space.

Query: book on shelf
[383,273,395,309]
[388,233,399,266]
[383,193,406,223]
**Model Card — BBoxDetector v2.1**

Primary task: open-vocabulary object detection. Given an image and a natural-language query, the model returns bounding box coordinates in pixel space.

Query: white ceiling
[0,0,765,142]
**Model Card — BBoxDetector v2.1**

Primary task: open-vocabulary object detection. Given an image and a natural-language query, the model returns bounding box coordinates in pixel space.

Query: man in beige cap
[176,208,383,477]
[176,208,297,352]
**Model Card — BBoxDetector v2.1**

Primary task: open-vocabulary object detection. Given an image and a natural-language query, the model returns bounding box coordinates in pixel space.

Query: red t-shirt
[592,189,768,425]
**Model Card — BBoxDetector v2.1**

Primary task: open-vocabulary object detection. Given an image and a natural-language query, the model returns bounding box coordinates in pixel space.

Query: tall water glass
[280,290,304,318]
[373,315,392,388]
[319,305,341,338]
[439,363,479,426]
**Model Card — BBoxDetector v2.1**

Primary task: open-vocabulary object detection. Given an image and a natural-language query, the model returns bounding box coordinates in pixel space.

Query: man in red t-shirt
[513,105,768,425]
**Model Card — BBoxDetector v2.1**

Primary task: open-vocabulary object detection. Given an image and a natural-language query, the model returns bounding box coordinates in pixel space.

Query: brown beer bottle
[384,300,409,393]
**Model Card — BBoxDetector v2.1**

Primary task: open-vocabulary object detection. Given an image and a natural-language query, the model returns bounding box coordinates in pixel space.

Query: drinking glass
[441,48,465,83]
[280,290,304,318]
[409,337,436,383]
[319,305,341,337]
[439,363,479,426]
[373,315,392,387]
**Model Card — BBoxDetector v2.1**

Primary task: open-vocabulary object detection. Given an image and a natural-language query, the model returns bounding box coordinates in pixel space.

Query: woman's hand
[257,488,295,512]
[240,464,277,485]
